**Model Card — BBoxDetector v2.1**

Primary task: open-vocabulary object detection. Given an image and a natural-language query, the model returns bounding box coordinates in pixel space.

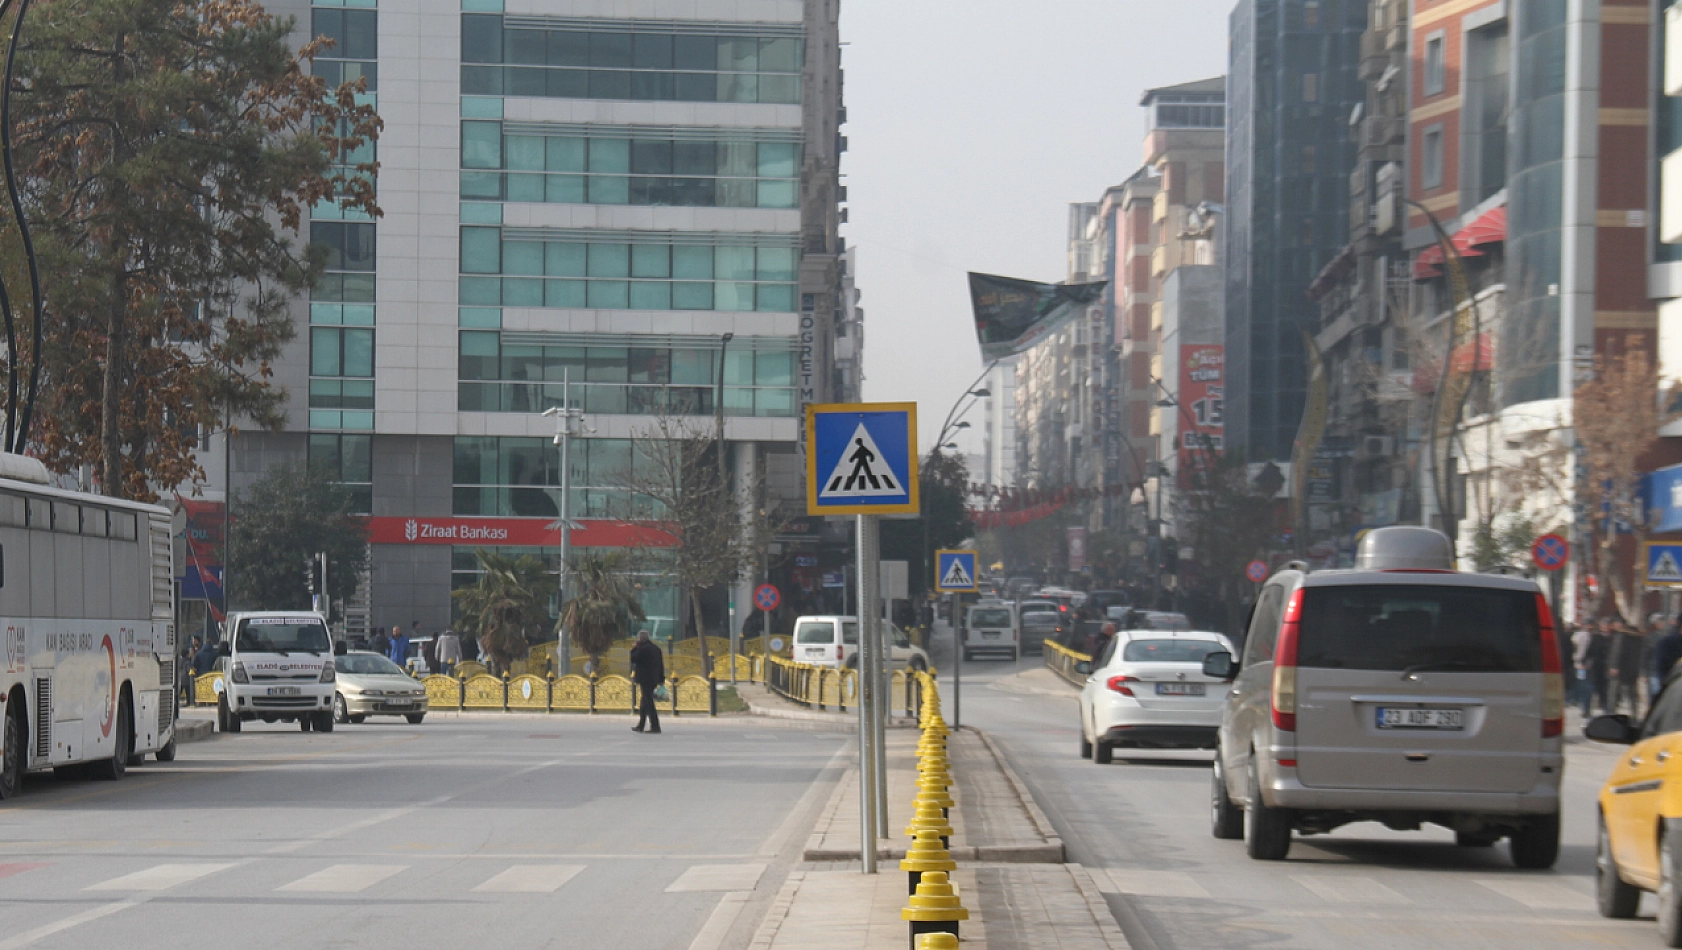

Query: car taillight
[1535,592,1563,738]
[1106,675,1139,696]
[837,644,844,661]
[1271,589,1303,732]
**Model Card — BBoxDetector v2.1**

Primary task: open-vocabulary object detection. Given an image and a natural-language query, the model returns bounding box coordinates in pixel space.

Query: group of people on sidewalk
[1573,614,1682,719]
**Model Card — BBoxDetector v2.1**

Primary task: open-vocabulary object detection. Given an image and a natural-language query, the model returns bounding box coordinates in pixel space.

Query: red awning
[1413,243,1444,280]
[1458,205,1507,249]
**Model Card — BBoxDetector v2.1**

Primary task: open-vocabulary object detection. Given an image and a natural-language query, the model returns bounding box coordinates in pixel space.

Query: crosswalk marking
[1291,874,1409,904]
[0,863,47,881]
[1095,868,1210,899]
[278,864,407,893]
[1473,879,1595,911]
[86,863,234,892]
[666,864,766,893]
[472,865,584,893]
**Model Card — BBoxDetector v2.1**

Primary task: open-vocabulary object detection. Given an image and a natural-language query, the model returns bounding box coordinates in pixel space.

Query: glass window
[1424,32,1446,96]
[754,350,793,386]
[673,245,714,279]
[504,28,545,65]
[590,32,633,67]
[546,278,587,307]
[501,240,543,275]
[673,34,716,70]
[342,328,373,377]
[589,138,630,173]
[1422,124,1444,188]
[759,37,799,72]
[758,142,797,178]
[1295,586,1541,672]
[715,246,754,281]
[723,349,752,385]
[718,37,757,72]
[672,282,713,310]
[628,348,669,384]
[313,222,375,271]
[455,436,498,484]
[1121,639,1226,663]
[588,175,628,204]
[586,243,629,277]
[311,327,342,376]
[673,141,717,176]
[462,121,502,169]
[461,16,503,64]
[545,243,586,277]
[1243,587,1283,664]
[672,349,714,385]
[631,140,672,174]
[547,31,588,66]
[313,9,378,61]
[505,135,544,171]
[460,331,500,380]
[631,244,670,278]
[633,33,673,68]
[461,227,500,273]
[756,247,797,281]
[587,346,628,382]
[546,136,586,172]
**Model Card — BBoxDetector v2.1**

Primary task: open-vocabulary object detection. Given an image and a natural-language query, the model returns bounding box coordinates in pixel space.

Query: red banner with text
[365,516,676,548]
[1178,344,1224,488]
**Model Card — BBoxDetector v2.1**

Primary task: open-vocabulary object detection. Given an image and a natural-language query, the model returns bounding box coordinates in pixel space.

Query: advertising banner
[1177,344,1224,487]
[968,272,1107,361]
[1066,526,1088,572]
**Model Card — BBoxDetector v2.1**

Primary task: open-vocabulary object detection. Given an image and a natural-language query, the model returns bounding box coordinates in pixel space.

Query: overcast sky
[842,1,1231,458]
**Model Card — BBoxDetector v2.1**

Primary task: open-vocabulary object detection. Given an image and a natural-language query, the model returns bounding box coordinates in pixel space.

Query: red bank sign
[365,517,676,548]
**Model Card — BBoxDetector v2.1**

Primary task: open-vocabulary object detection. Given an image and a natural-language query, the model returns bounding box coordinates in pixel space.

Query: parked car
[1086,589,1132,618]
[332,651,429,724]
[1078,630,1235,763]
[791,615,930,672]
[1017,599,1066,656]
[1203,526,1563,866]
[962,601,1019,661]
[1586,679,1682,943]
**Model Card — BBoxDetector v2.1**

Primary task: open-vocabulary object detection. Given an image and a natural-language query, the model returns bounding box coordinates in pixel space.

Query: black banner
[968,272,1107,360]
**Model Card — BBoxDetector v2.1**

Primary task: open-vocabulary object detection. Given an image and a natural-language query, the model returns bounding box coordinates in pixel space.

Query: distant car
[1017,599,1066,656]
[791,616,930,672]
[332,652,429,724]
[1078,630,1235,764]
[1086,589,1132,618]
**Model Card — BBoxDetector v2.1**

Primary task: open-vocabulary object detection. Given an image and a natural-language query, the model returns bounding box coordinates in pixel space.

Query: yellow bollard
[899,826,956,895]
[916,935,959,950]
[904,802,954,851]
[902,870,967,950]
[912,776,954,814]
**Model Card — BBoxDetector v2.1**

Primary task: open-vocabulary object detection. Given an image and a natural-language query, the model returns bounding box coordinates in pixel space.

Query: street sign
[804,402,919,516]
[753,583,781,612]
[1245,559,1269,583]
[935,549,980,593]
[1531,533,1569,572]
[1646,542,1682,588]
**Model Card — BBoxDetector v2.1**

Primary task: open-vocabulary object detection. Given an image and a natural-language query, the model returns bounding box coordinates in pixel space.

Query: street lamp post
[544,369,588,676]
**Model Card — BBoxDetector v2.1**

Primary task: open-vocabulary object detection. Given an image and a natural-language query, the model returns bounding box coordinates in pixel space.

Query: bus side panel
[83,531,112,622]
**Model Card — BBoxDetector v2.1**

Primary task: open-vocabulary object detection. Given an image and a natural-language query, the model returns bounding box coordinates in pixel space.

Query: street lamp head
[953,421,971,429]
[969,387,991,398]
[721,332,734,343]
[942,442,959,450]
[1155,398,1176,408]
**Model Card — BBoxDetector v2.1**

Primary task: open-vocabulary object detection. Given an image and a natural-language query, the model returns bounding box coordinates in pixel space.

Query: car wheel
[1455,831,1499,848]
[154,737,176,763]
[1662,825,1682,947]
[1597,813,1641,919]
[350,715,366,724]
[1243,759,1292,860]
[1509,811,1560,870]
[1093,737,1113,765]
[1079,711,1093,759]
[1210,751,1243,840]
[406,714,425,724]
[92,697,130,781]
[299,716,313,732]
[0,703,23,799]
[333,693,350,725]
[216,694,229,733]
[314,712,335,734]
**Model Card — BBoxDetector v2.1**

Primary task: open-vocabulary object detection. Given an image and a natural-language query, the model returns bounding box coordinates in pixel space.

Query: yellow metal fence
[1044,640,1092,686]
[187,669,719,716]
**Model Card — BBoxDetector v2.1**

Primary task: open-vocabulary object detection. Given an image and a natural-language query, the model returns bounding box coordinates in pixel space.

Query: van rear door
[1291,581,1543,794]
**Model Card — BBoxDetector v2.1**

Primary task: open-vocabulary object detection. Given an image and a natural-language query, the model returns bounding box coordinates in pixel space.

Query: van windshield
[236,617,331,655]
[1297,585,1540,672]
[971,608,1012,627]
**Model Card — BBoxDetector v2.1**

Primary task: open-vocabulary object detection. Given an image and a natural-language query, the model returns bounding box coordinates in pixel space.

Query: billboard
[1177,344,1224,487]
[968,272,1107,361]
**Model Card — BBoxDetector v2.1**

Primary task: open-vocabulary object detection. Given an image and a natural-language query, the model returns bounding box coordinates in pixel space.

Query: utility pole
[544,370,587,676]
[856,512,880,872]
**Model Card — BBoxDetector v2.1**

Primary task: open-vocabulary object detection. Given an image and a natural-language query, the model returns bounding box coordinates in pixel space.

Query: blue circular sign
[1532,534,1568,571]
[754,583,781,611]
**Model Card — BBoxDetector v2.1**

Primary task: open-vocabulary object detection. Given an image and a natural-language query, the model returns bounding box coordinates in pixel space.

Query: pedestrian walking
[370,625,391,658]
[181,636,202,706]
[192,635,219,676]
[388,625,410,670]
[1583,620,1614,717]
[629,629,664,734]
[435,629,461,676]
[1611,620,1647,717]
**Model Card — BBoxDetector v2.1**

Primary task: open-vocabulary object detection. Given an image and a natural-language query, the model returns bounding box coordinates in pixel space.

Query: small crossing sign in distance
[935,550,980,593]
[1646,542,1682,588]
[805,402,919,516]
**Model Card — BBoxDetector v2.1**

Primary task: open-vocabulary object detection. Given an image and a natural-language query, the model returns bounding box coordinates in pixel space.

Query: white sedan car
[1078,630,1234,764]
[332,651,429,724]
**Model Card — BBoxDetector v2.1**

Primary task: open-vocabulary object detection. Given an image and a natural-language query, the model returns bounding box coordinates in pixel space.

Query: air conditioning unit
[1360,435,1394,458]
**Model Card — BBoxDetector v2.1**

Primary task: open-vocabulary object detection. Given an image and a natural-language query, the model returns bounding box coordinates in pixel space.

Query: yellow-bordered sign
[804,402,919,516]
[935,549,980,593]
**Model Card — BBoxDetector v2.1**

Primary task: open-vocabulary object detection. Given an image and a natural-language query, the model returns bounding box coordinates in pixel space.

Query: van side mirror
[1585,714,1639,745]
[216,640,230,658]
[1202,651,1237,681]
[1074,661,1093,675]
[333,641,348,656]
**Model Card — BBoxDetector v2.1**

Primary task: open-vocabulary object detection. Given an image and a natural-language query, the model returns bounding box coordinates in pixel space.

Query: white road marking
[0,899,145,950]
[1291,874,1410,904]
[667,863,767,893]
[685,892,752,950]
[85,863,234,891]
[278,864,407,892]
[1096,868,1210,899]
[1473,879,1596,911]
[472,865,584,893]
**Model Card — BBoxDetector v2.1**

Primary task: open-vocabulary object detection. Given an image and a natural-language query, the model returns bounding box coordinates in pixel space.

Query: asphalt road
[931,629,1657,950]
[0,711,849,950]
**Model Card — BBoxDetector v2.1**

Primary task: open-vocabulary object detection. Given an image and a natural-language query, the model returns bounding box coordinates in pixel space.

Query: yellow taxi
[1587,684,1682,945]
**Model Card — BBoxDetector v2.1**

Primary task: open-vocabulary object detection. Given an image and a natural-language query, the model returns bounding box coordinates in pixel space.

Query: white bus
[0,454,176,796]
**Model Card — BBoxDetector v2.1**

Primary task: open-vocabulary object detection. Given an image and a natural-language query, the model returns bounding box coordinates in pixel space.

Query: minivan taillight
[1106,675,1139,696]
[1272,589,1304,731]
[1535,593,1563,738]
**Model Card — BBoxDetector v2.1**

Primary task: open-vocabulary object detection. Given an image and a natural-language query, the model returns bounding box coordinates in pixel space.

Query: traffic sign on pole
[935,550,979,593]
[753,583,781,612]
[1531,533,1569,572]
[805,403,919,516]
[1646,542,1682,588]
[1245,559,1268,583]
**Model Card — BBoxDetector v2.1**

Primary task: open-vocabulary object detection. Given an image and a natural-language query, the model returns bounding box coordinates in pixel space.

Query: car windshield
[971,608,1012,627]
[236,618,330,654]
[1143,613,1191,630]
[1022,612,1060,628]
[1122,639,1225,663]
[1297,585,1541,672]
[335,654,408,676]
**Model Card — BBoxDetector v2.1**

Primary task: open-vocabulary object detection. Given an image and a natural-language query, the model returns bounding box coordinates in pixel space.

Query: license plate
[1155,683,1205,696]
[981,631,1000,639]
[1377,707,1464,730]
[268,686,300,696]
[386,700,413,707]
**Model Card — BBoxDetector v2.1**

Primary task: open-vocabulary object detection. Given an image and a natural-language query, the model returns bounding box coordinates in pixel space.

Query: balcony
[1358,31,1389,80]
[1152,189,1169,223]
[1151,245,1168,278]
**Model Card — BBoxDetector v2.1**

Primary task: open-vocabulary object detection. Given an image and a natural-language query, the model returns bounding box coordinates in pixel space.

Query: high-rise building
[189,0,848,637]
[1226,0,1367,462]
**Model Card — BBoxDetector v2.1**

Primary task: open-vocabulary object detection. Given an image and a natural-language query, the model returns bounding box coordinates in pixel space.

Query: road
[0,712,848,950]
[932,631,1655,950]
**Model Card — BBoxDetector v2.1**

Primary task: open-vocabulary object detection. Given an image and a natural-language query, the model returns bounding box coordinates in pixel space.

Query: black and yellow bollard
[899,826,956,895]
[905,801,955,852]
[916,934,959,950]
[902,870,967,950]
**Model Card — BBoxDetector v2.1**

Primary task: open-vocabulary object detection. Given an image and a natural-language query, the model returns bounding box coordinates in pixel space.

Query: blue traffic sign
[754,583,781,611]
[1646,542,1682,588]
[1531,533,1568,571]
[805,402,919,516]
[936,550,979,593]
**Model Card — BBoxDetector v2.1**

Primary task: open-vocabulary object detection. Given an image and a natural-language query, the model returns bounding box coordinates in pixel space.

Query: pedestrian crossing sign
[1646,542,1682,588]
[936,550,979,593]
[805,402,919,516]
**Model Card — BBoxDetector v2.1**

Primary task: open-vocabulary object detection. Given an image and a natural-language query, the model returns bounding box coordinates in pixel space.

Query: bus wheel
[93,697,130,781]
[154,737,177,762]
[299,717,313,732]
[0,704,23,798]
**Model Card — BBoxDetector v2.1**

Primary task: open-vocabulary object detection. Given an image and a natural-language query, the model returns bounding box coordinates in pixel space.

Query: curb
[1066,863,1133,949]
[176,719,214,743]
[969,726,1066,858]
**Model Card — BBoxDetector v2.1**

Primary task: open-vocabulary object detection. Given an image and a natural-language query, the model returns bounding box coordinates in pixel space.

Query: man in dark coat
[629,629,665,734]
[1653,616,1682,697]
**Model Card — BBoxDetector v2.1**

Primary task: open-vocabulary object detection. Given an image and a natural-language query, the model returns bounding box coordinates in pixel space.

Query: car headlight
[231,662,249,684]
[319,665,336,683]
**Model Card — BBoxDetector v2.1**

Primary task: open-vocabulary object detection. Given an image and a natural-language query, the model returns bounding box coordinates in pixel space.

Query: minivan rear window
[794,621,858,644]
[1122,639,1226,663]
[970,608,1012,627]
[1296,585,1541,672]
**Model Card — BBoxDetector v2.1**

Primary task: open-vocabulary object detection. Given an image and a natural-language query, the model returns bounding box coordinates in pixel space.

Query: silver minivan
[1203,526,1563,867]
[962,601,1019,661]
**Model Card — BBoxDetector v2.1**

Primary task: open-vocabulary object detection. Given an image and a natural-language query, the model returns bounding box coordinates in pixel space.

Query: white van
[217,611,339,733]
[962,601,1019,661]
[792,615,930,672]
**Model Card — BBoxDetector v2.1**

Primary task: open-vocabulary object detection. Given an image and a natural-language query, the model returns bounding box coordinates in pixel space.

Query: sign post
[937,549,979,728]
[806,402,918,874]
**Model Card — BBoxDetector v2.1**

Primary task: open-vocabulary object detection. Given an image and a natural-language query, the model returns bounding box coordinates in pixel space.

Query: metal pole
[550,370,579,676]
[856,512,880,873]
[872,544,887,835]
[953,593,961,729]
[222,407,232,620]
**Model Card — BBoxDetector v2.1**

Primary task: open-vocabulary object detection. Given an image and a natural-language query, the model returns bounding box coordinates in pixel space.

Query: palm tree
[452,549,556,675]
[560,551,646,676]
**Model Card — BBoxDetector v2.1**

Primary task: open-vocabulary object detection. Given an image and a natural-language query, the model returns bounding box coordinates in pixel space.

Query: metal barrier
[1044,640,1093,687]
[415,671,717,715]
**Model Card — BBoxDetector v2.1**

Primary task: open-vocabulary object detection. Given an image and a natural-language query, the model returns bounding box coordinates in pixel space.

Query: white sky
[842,1,1232,457]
